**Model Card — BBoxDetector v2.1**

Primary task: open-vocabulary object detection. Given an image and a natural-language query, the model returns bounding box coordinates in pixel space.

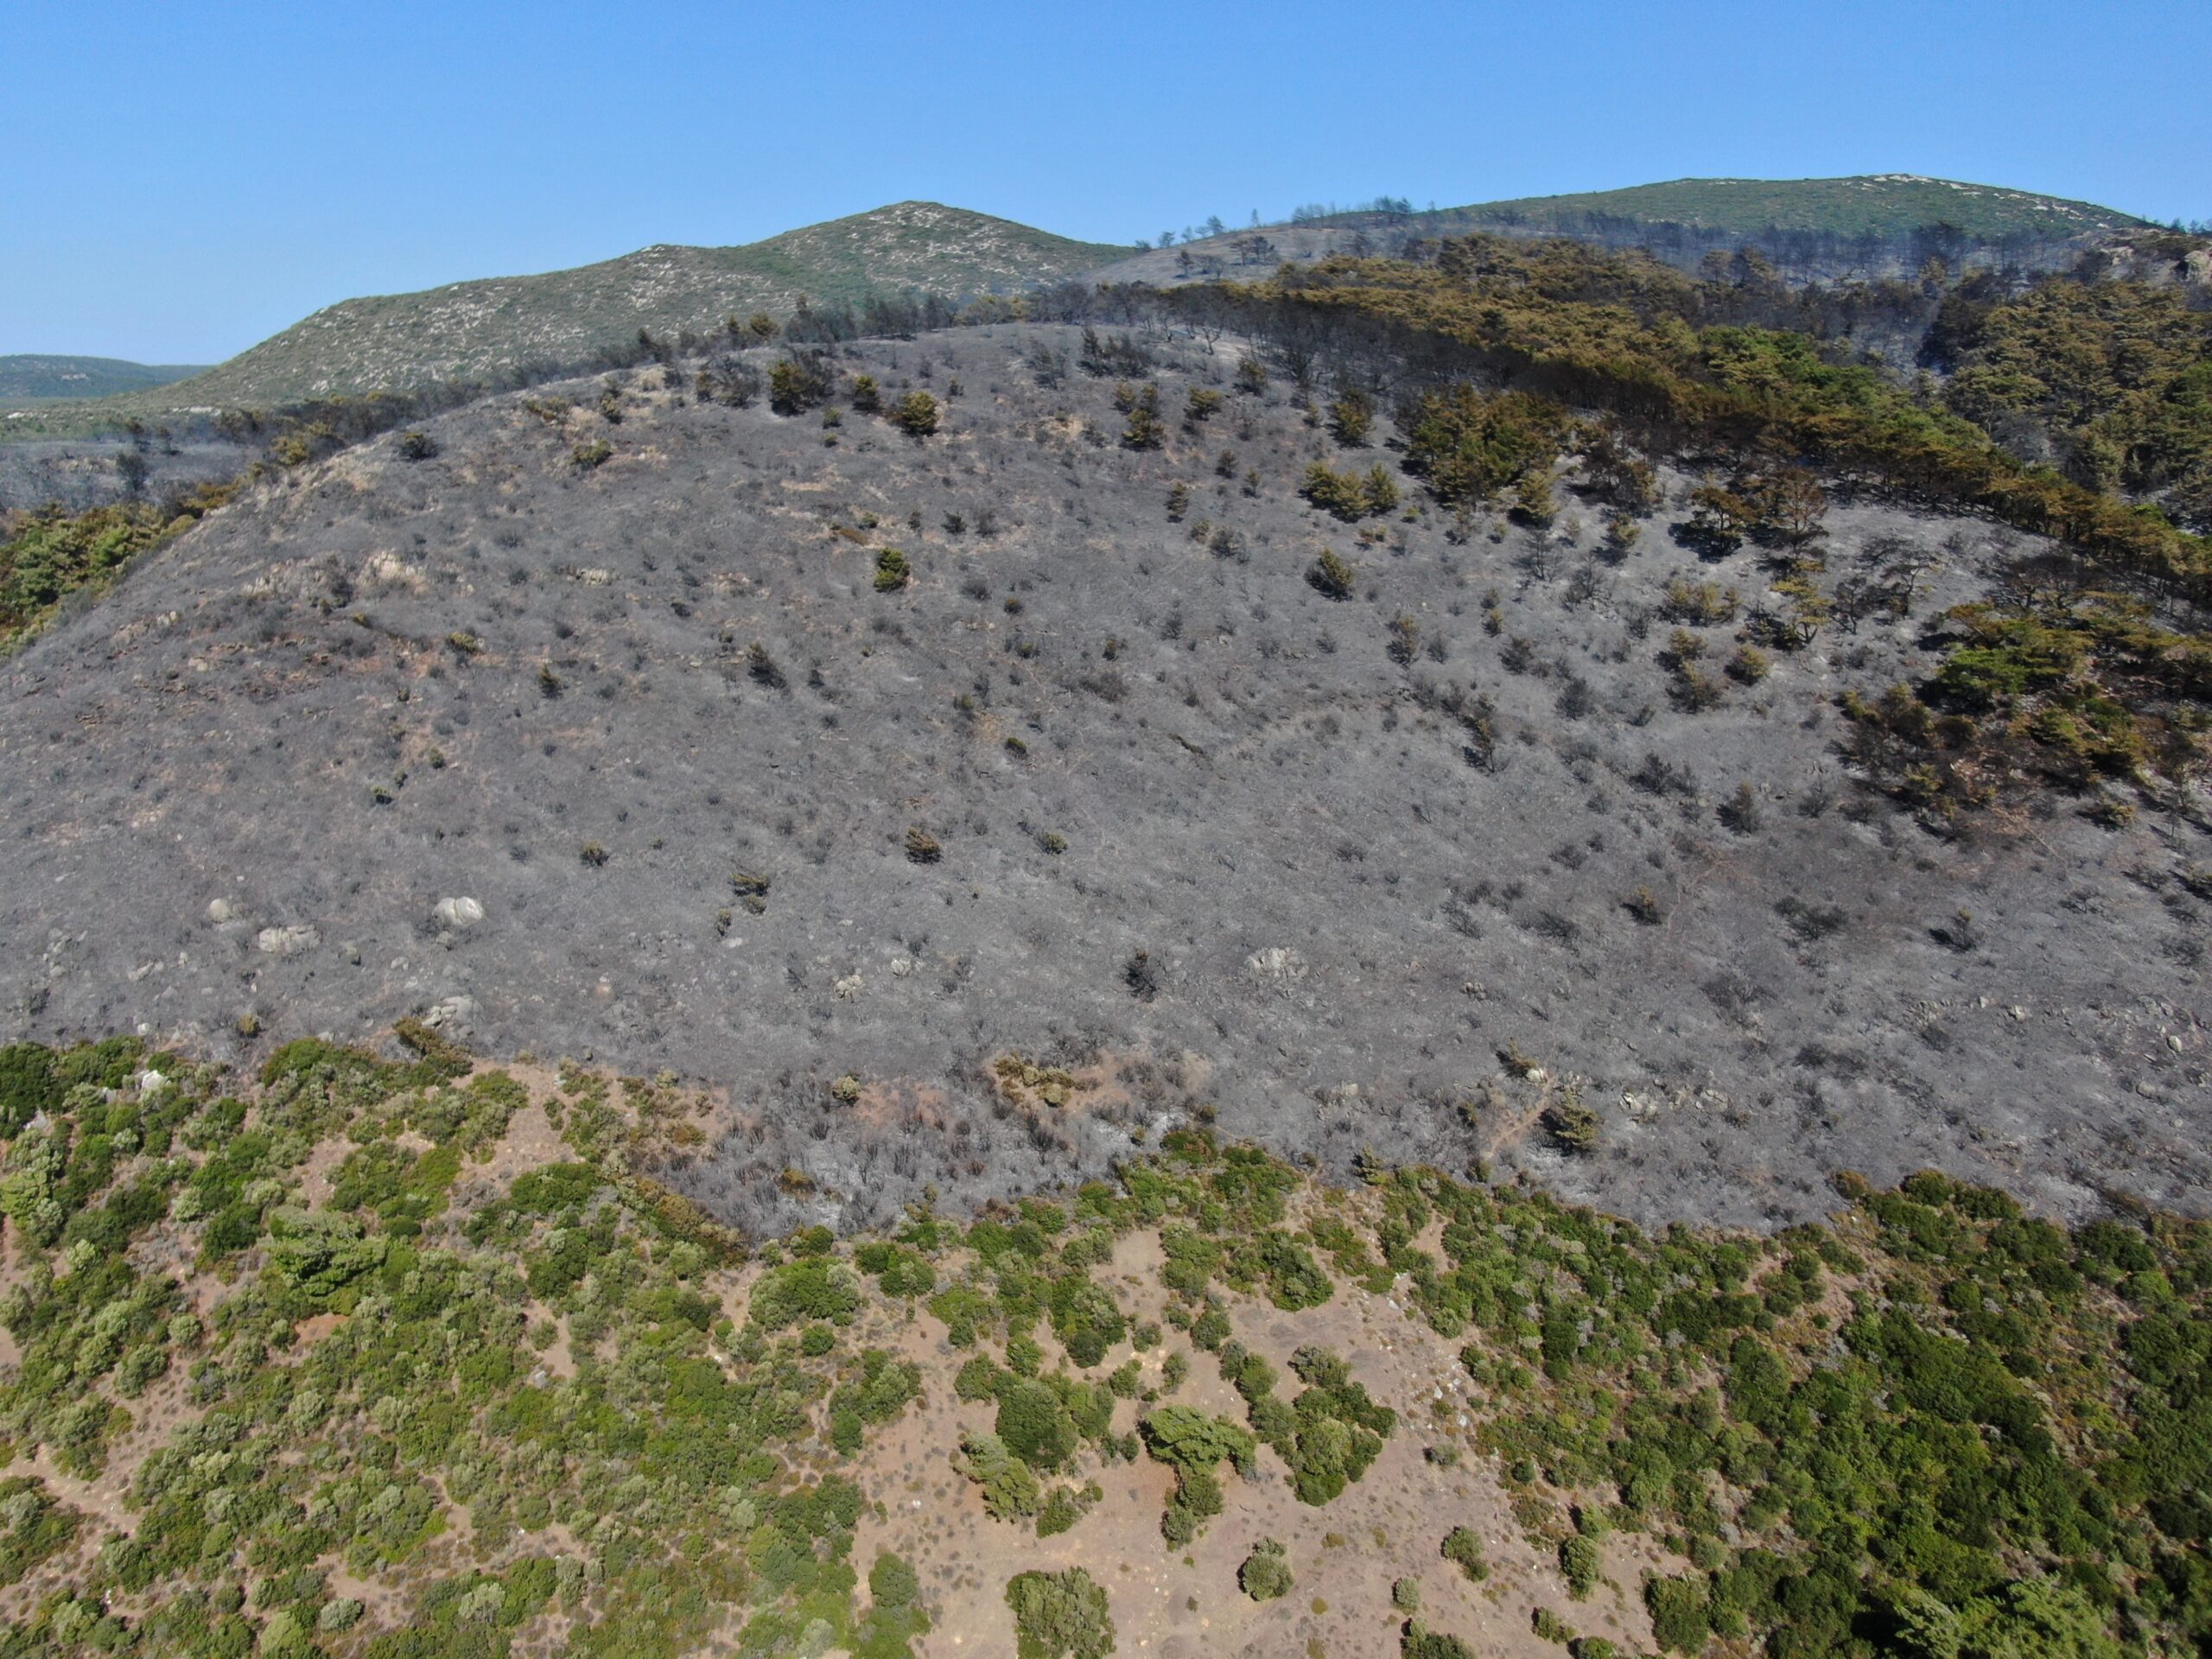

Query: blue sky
[4,0,2206,364]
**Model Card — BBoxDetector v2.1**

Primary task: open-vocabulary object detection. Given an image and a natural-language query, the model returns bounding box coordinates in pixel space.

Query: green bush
[891,391,941,437]
[770,353,835,415]
[1329,391,1373,445]
[1006,1566,1115,1659]
[1141,1404,1255,1475]
[1645,1574,1709,1653]
[0,1478,76,1586]
[750,1258,861,1330]
[1240,1537,1294,1600]
[1049,1274,1127,1367]
[0,1045,59,1138]
[1402,1625,1479,1659]
[998,1378,1079,1471]
[0,504,177,645]
[1036,1482,1098,1538]
[1142,1404,1253,1542]
[1306,549,1357,600]
[1560,1534,1600,1599]
[873,547,912,591]
[1441,1525,1490,1581]
[958,1430,1043,1520]
[1119,384,1164,449]
[1302,460,1395,521]
[1397,385,1567,506]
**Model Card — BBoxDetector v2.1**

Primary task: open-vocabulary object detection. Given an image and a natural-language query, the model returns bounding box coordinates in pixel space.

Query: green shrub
[0,503,177,645]
[1141,1405,1255,1476]
[770,353,835,415]
[1441,1524,1489,1582]
[1049,1274,1127,1368]
[1560,1535,1600,1599]
[958,1430,1044,1520]
[1542,1089,1602,1154]
[1397,385,1567,506]
[954,1354,1003,1402]
[1120,385,1164,449]
[1307,550,1357,600]
[1660,577,1740,625]
[1240,1537,1294,1600]
[1036,1483,1098,1537]
[1645,1574,1709,1653]
[1329,391,1373,445]
[873,547,911,591]
[891,391,941,437]
[0,1478,76,1586]
[997,1378,1078,1471]
[750,1259,861,1330]
[1005,1566,1115,1659]
[0,1045,59,1138]
[1726,645,1770,683]
[1303,460,1389,521]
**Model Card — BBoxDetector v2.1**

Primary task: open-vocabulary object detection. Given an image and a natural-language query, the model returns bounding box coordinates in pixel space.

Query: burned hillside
[0,321,2205,1232]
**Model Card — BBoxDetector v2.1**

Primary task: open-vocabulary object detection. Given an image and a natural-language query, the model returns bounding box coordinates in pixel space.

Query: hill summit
[122,202,1119,410]
[1438,174,2153,241]
[0,355,209,401]
[1090,174,2159,291]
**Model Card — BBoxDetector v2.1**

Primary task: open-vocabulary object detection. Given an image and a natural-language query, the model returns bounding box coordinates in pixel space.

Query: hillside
[0,321,2204,1239]
[0,356,207,400]
[1090,175,2158,290]
[1433,175,2152,242]
[0,1037,2205,1657]
[3,202,2211,1659]
[85,204,1117,413]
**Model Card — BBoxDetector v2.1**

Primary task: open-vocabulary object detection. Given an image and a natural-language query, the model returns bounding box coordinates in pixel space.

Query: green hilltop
[0,355,208,401]
[1084,173,2170,296]
[1435,174,2152,243]
[73,201,1120,415]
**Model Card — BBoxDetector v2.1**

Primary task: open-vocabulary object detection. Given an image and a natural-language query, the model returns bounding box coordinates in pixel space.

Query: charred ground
[0,322,2205,1234]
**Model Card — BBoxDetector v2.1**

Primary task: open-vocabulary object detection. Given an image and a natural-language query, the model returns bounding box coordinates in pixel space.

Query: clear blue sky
[4,0,2206,364]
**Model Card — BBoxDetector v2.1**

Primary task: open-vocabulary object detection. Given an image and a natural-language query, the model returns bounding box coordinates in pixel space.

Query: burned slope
[0,321,2205,1231]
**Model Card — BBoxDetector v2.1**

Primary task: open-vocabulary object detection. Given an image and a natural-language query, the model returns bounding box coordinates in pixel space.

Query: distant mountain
[1431,174,2152,242]
[124,202,1119,410]
[1090,175,2158,290]
[0,354,208,399]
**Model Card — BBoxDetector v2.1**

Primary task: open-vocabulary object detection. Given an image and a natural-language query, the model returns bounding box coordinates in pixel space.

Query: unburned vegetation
[0,1037,2202,1656]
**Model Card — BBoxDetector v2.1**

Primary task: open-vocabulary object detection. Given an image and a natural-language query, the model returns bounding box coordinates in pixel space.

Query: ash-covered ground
[0,435,251,515]
[2,322,2205,1231]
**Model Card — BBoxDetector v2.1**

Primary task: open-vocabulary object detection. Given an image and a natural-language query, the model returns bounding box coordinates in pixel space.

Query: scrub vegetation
[0,1035,2203,1656]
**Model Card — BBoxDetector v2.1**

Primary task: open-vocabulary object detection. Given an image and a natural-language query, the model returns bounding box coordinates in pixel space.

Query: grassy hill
[98,202,1118,412]
[1084,175,2158,293]
[0,354,207,400]
[1442,174,2152,241]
